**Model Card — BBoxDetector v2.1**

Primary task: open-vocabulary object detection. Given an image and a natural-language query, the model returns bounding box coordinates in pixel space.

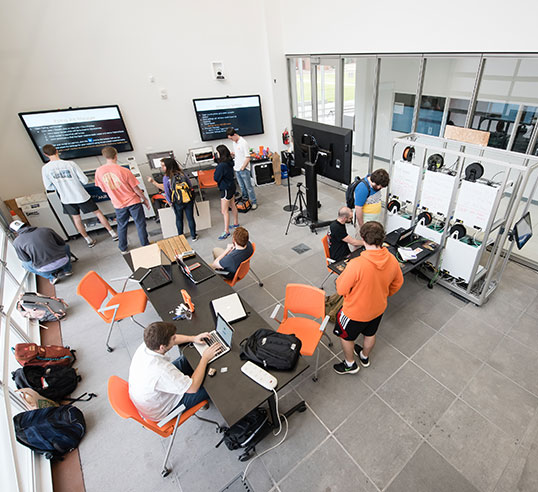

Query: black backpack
[13,405,86,460]
[12,366,83,402]
[345,176,367,209]
[216,407,268,450]
[240,329,302,370]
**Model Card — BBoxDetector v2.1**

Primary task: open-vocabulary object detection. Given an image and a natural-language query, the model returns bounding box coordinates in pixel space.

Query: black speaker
[252,161,275,186]
[282,150,301,177]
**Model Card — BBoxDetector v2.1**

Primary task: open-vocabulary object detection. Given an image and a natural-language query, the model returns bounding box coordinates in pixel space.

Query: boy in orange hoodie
[333,221,403,374]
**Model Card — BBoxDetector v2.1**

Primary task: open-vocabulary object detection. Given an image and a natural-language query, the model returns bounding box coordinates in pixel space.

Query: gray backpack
[17,293,68,322]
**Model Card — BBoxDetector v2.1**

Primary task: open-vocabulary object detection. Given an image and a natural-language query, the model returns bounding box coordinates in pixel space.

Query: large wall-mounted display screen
[193,95,264,141]
[19,105,133,162]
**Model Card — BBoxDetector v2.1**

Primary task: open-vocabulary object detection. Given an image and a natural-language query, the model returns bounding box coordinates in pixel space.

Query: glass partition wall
[287,53,538,270]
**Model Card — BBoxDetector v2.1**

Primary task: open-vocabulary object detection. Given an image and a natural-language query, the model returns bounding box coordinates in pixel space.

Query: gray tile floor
[53,175,538,492]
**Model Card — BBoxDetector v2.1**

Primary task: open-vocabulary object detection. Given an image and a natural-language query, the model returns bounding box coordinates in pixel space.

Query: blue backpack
[13,405,86,460]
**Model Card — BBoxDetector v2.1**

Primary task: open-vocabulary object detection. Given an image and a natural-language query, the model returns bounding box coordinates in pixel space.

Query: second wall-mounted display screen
[193,95,264,141]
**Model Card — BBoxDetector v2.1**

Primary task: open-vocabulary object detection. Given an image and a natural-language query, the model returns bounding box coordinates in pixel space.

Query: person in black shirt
[214,144,239,240]
[328,207,363,261]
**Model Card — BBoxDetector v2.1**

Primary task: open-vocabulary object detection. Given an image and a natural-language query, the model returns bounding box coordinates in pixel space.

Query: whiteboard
[454,181,499,230]
[391,160,419,204]
[420,171,455,217]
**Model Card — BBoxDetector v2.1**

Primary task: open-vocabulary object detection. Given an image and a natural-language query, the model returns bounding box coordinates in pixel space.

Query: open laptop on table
[193,313,234,363]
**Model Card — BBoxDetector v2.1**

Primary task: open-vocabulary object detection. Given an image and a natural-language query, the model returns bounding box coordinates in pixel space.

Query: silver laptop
[210,293,247,323]
[193,313,234,363]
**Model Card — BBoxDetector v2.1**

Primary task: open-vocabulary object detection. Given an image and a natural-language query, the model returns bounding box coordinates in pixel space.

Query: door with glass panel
[312,58,343,126]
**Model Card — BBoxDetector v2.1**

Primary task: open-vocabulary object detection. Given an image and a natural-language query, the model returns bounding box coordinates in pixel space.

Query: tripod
[285,183,310,235]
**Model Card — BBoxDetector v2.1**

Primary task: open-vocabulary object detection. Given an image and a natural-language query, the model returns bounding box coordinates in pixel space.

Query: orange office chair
[77,271,148,352]
[197,169,218,199]
[320,234,336,289]
[222,242,263,287]
[107,376,220,478]
[271,283,331,382]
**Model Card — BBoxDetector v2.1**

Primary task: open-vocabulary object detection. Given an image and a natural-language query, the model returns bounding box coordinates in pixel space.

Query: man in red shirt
[94,147,150,254]
[333,221,403,375]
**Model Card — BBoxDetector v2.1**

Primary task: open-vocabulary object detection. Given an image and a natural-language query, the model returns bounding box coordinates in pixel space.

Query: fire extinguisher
[282,128,290,145]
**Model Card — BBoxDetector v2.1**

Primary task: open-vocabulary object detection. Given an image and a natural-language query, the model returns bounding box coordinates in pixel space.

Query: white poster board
[391,160,420,204]
[454,181,499,230]
[420,171,456,217]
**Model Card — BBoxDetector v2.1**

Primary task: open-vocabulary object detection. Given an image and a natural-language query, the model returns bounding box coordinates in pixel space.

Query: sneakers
[333,360,360,375]
[230,223,240,229]
[120,250,130,255]
[354,345,370,367]
[58,271,73,279]
[86,238,97,248]
[218,232,230,240]
[191,235,199,242]
[251,204,258,210]
[50,276,59,285]
[111,233,119,242]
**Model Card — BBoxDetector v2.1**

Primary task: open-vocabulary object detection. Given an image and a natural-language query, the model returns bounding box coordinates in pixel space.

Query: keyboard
[203,334,225,355]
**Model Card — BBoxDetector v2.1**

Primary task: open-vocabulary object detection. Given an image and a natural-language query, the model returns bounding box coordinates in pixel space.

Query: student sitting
[328,206,363,262]
[211,226,253,280]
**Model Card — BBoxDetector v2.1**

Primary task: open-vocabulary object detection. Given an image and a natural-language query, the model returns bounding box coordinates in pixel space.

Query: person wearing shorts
[41,144,118,247]
[333,221,403,375]
[214,144,239,240]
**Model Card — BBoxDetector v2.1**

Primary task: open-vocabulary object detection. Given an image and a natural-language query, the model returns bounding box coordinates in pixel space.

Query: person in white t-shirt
[128,321,219,421]
[226,128,257,209]
[41,144,118,247]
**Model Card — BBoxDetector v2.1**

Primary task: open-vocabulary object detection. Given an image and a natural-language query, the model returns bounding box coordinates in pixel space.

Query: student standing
[226,127,257,209]
[41,144,117,247]
[214,145,239,240]
[353,169,390,240]
[94,146,150,253]
[333,221,403,375]
[160,158,197,241]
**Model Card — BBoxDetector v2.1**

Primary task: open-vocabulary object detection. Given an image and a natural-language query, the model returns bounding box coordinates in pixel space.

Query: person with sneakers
[41,144,118,247]
[211,226,253,280]
[129,321,219,421]
[214,144,240,240]
[160,157,197,241]
[333,221,403,375]
[94,146,150,253]
[226,127,258,210]
[328,206,364,262]
[10,220,73,285]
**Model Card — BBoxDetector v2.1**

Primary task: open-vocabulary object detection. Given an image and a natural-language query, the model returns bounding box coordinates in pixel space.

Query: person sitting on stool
[328,206,364,262]
[11,220,73,285]
[211,226,253,280]
[129,321,219,420]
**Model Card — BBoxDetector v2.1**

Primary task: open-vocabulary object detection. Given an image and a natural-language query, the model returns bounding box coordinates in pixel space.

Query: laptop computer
[130,266,172,291]
[176,256,215,284]
[385,226,415,247]
[397,226,416,247]
[210,293,247,323]
[193,313,234,363]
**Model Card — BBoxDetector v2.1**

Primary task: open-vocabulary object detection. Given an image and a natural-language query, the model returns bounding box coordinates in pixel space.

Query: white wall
[0,0,286,199]
[277,0,538,55]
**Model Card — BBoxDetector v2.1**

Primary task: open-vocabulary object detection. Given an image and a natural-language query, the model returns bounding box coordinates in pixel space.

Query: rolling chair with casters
[76,271,148,352]
[221,242,263,287]
[107,376,221,478]
[271,283,331,382]
[320,235,336,289]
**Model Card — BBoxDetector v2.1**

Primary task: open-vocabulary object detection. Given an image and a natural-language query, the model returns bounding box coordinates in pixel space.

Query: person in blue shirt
[354,169,389,243]
[214,145,239,240]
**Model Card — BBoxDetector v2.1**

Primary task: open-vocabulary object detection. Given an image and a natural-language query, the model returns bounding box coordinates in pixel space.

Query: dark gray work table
[125,252,309,427]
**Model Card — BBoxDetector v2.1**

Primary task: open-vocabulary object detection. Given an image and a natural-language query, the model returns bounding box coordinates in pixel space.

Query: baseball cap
[9,220,26,232]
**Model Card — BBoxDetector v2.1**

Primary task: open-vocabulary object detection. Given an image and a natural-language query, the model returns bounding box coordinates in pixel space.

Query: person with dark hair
[160,158,197,241]
[353,168,390,244]
[41,144,117,247]
[128,321,219,421]
[214,144,239,240]
[10,220,73,285]
[211,226,253,280]
[94,146,150,253]
[333,221,403,375]
[328,206,364,262]
[226,127,258,210]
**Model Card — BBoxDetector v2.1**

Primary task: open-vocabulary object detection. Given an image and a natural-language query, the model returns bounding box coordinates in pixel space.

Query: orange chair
[107,376,219,478]
[77,271,148,352]
[197,169,218,199]
[320,234,336,289]
[222,242,263,287]
[271,283,330,382]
